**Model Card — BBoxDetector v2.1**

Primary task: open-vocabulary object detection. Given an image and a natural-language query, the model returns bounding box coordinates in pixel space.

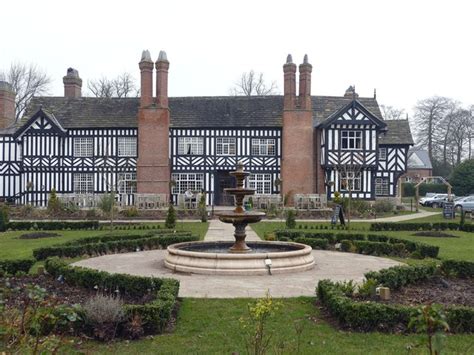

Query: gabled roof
[22,95,383,129]
[13,108,67,139]
[379,120,414,145]
[408,148,432,169]
[316,99,387,130]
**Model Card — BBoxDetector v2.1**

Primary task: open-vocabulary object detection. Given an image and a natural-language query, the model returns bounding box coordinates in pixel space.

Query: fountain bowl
[164,241,315,275]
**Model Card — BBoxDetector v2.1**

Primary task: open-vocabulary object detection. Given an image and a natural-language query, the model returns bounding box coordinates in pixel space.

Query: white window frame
[171,173,204,194]
[378,147,387,160]
[340,171,362,191]
[251,138,275,156]
[177,137,204,155]
[74,137,93,157]
[117,172,137,194]
[73,173,94,193]
[216,137,236,156]
[375,177,389,196]
[248,173,272,194]
[341,131,362,150]
[118,137,137,157]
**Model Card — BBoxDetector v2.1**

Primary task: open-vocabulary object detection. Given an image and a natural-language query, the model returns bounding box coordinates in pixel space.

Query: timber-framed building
[0,51,413,207]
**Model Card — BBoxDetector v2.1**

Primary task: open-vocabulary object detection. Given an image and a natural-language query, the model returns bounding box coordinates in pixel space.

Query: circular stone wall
[164,241,315,275]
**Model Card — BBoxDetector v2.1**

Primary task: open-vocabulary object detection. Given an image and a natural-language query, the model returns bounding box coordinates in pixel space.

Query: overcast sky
[2,0,473,117]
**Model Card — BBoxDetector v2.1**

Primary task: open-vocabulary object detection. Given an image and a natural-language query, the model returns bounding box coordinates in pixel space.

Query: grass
[74,297,474,354]
[0,222,209,261]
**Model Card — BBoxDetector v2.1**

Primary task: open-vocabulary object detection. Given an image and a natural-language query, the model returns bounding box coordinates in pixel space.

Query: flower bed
[316,260,474,333]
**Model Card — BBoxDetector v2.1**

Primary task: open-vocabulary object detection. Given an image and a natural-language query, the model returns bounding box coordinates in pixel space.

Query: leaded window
[118,172,137,194]
[118,137,137,157]
[177,137,203,155]
[248,173,272,194]
[375,177,389,196]
[340,171,362,191]
[251,139,275,156]
[73,173,94,193]
[341,131,362,150]
[378,147,387,160]
[216,137,236,155]
[74,137,93,157]
[171,173,204,194]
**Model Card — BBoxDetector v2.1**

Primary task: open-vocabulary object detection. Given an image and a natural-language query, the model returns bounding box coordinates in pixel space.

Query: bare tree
[413,96,452,163]
[0,62,51,121]
[88,72,138,98]
[380,105,405,120]
[448,109,473,165]
[230,70,278,96]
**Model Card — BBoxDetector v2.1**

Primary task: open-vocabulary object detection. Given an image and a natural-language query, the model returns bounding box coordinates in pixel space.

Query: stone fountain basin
[218,211,265,224]
[164,241,315,275]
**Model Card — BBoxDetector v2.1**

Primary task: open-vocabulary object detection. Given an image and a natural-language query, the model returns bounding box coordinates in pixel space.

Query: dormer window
[341,131,362,150]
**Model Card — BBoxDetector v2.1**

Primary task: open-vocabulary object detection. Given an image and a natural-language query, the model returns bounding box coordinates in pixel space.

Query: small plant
[285,209,296,229]
[165,204,177,229]
[83,294,124,341]
[407,304,450,355]
[198,193,207,222]
[47,188,63,216]
[0,203,9,232]
[240,291,282,355]
[358,278,378,298]
[123,206,139,218]
[334,280,356,297]
[333,191,342,204]
[123,313,144,340]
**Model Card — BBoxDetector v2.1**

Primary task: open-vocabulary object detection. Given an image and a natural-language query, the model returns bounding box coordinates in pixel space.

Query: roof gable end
[319,100,387,129]
[13,108,67,140]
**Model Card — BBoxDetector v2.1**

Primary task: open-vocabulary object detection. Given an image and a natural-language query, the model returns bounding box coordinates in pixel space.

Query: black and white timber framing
[0,95,413,206]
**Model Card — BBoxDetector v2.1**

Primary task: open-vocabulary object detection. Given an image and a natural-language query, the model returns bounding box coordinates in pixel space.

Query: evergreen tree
[47,188,62,215]
[0,204,9,232]
[450,159,474,196]
[285,209,296,229]
[165,204,177,229]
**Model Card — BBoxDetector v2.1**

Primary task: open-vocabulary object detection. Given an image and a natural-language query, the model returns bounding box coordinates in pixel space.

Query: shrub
[123,207,139,218]
[358,278,378,298]
[373,199,394,213]
[285,209,296,229]
[83,294,125,341]
[340,239,353,252]
[441,260,474,278]
[86,208,98,218]
[335,233,365,242]
[364,264,437,290]
[47,188,63,215]
[165,204,177,229]
[19,232,60,239]
[198,193,207,222]
[6,220,99,231]
[294,237,328,250]
[0,258,35,274]
[0,204,9,232]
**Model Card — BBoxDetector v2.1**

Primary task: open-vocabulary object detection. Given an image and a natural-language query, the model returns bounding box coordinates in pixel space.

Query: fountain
[164,162,315,275]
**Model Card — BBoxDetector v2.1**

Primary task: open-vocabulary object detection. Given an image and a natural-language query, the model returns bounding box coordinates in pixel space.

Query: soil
[19,232,61,239]
[412,231,459,238]
[373,277,474,307]
[4,274,156,308]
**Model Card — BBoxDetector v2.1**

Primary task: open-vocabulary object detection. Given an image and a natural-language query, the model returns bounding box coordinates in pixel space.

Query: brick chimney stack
[155,51,169,108]
[139,50,154,107]
[0,81,16,129]
[298,54,312,110]
[283,54,297,110]
[63,68,82,98]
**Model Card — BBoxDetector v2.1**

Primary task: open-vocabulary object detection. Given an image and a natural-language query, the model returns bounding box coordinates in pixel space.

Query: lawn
[0,222,209,260]
[76,298,473,354]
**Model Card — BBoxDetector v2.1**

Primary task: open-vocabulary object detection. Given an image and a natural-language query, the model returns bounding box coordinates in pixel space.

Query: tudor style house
[0,50,413,207]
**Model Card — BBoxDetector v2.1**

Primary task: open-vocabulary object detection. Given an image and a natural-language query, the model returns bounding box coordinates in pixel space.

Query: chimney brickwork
[137,50,171,197]
[0,81,16,129]
[281,55,315,203]
[63,68,82,98]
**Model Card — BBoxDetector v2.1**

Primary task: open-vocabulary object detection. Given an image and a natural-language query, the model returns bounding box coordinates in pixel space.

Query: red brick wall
[404,168,432,183]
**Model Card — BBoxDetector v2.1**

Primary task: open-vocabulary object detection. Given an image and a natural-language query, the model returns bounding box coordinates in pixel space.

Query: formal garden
[1,203,473,354]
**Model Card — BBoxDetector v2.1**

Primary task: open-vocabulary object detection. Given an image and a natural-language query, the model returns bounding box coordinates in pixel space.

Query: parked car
[419,193,437,205]
[421,193,456,208]
[454,195,474,213]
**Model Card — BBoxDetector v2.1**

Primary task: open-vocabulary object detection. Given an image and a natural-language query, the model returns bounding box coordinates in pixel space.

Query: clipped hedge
[441,260,474,278]
[44,257,179,335]
[275,230,439,258]
[294,237,328,250]
[33,233,199,260]
[364,263,437,290]
[370,222,474,233]
[6,220,99,231]
[0,258,35,274]
[316,279,473,333]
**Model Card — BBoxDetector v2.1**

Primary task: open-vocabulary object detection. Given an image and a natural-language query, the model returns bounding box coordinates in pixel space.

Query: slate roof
[20,95,413,144]
[379,120,414,145]
[408,148,432,169]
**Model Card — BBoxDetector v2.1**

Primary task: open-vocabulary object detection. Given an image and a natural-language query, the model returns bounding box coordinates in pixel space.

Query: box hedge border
[274,230,439,258]
[317,260,474,333]
[5,220,100,231]
[44,257,179,334]
[370,222,474,233]
[0,258,35,274]
[33,232,199,260]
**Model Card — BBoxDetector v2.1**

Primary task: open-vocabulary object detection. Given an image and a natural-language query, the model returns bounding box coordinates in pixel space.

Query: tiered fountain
[165,162,315,275]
